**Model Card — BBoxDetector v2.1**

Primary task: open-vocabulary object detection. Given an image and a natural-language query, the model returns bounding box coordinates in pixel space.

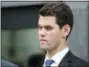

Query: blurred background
[1,1,89,67]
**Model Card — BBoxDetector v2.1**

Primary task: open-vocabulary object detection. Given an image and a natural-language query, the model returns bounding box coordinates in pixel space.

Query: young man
[28,2,89,67]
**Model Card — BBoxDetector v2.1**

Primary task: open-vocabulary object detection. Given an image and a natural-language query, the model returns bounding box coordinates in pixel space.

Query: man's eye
[45,26,52,30]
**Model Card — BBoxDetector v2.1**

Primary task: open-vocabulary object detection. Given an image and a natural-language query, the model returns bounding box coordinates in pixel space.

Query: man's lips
[40,39,47,45]
[40,39,47,41]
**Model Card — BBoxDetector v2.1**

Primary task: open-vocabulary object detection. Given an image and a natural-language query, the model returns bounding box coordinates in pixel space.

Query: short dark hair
[39,2,73,38]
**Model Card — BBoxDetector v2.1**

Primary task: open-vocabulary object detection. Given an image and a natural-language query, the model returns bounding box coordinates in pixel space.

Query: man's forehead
[39,15,56,20]
[38,15,56,25]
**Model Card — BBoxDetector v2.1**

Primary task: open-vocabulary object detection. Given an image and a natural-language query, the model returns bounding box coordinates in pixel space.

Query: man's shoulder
[1,59,18,67]
[73,56,89,66]
[68,52,89,67]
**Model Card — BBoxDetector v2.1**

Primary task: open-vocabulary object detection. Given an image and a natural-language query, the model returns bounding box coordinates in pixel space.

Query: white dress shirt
[43,47,69,67]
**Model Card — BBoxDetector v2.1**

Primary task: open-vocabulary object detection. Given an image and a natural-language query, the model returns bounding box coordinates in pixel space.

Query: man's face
[38,15,64,51]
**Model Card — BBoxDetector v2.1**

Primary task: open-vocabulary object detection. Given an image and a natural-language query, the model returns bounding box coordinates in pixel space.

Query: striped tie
[45,59,54,67]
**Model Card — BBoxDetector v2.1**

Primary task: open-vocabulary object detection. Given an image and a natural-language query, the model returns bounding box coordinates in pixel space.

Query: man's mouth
[40,39,47,41]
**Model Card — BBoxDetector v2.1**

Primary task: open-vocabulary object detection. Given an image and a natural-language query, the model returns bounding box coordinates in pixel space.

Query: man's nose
[39,28,46,37]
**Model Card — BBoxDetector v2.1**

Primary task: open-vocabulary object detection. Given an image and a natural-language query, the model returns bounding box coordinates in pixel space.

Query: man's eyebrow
[38,24,52,27]
[44,25,52,27]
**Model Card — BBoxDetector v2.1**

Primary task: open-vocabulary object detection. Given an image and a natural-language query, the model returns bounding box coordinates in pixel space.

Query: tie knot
[45,59,54,67]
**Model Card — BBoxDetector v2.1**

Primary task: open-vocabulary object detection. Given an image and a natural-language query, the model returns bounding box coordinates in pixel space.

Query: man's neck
[46,41,68,58]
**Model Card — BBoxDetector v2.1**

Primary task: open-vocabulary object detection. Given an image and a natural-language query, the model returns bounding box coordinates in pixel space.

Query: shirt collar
[44,47,69,65]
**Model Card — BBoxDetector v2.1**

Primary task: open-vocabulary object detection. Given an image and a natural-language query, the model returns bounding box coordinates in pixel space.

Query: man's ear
[62,24,71,38]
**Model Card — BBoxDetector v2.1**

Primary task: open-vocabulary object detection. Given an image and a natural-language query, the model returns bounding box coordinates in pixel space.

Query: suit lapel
[39,51,74,67]
[58,51,73,67]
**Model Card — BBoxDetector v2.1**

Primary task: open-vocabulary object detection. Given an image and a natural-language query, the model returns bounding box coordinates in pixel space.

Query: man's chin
[40,45,48,50]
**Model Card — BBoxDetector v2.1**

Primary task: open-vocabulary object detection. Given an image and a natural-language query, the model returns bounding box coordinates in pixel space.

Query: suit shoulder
[71,54,89,67]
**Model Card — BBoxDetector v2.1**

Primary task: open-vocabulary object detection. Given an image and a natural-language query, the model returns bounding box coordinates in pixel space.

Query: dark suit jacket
[1,59,18,67]
[28,51,89,67]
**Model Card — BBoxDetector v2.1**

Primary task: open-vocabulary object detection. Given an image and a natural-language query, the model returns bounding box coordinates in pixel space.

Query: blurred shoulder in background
[1,59,19,67]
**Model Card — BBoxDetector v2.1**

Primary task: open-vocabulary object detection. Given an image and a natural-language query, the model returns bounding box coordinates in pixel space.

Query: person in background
[28,1,89,67]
